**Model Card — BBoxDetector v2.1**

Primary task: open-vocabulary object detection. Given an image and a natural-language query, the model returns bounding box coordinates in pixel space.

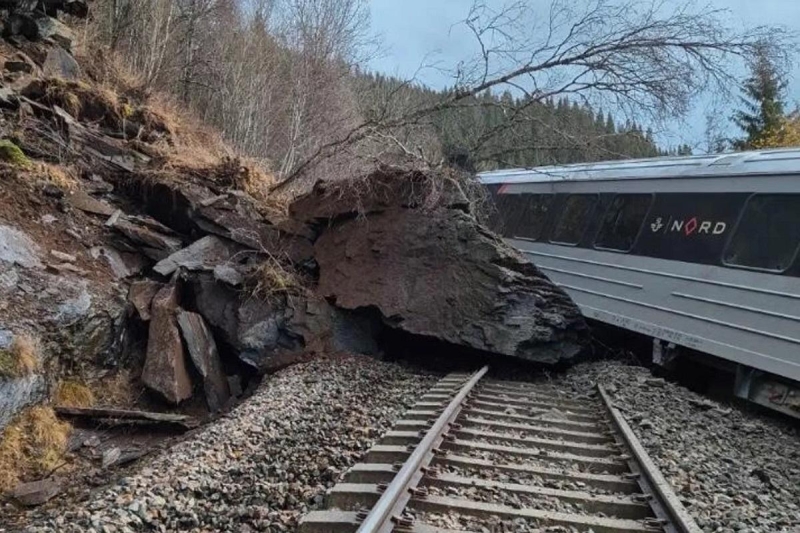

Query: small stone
[51,250,77,263]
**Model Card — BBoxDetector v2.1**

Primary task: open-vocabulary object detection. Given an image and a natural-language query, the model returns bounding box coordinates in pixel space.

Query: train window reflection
[512,195,553,240]
[496,194,529,238]
[723,194,800,271]
[594,194,653,252]
[550,194,598,245]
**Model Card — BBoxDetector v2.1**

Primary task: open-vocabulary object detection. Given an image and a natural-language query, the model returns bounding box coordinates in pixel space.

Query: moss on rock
[0,140,31,169]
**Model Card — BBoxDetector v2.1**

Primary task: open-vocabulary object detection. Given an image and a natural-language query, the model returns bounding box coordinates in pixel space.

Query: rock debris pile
[19,356,438,533]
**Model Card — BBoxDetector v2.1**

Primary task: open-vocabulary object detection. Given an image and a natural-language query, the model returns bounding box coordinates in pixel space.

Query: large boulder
[294,169,588,365]
[141,284,193,404]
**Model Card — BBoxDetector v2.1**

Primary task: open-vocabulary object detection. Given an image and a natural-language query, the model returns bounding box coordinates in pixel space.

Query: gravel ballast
[552,360,800,533]
[13,355,438,533]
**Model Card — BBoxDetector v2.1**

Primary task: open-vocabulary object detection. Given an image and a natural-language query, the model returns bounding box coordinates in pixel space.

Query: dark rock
[0,87,20,110]
[312,206,588,364]
[153,235,244,277]
[194,204,313,264]
[4,59,35,74]
[141,284,193,404]
[190,274,240,347]
[109,218,182,260]
[189,274,302,372]
[236,297,284,371]
[177,311,230,412]
[40,183,64,198]
[12,478,62,506]
[90,246,147,279]
[287,296,380,355]
[128,280,163,321]
[289,166,472,223]
[0,375,47,431]
[213,264,244,286]
[63,0,90,18]
[227,375,242,397]
[42,46,80,79]
[4,13,74,51]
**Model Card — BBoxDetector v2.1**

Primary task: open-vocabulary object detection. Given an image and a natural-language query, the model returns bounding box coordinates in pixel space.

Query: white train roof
[477,148,800,184]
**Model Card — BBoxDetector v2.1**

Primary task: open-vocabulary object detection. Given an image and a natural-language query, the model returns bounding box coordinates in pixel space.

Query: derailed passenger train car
[479,149,800,418]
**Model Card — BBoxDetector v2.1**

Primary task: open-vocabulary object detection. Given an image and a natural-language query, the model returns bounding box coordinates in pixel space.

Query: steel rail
[597,385,703,533]
[355,366,489,533]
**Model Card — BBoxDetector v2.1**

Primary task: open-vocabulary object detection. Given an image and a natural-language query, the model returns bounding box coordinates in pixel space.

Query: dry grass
[91,370,141,408]
[249,256,301,301]
[36,163,79,191]
[0,406,71,493]
[0,334,41,379]
[53,379,96,408]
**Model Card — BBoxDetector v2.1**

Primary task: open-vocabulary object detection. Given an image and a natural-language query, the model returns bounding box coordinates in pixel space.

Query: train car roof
[477,148,800,184]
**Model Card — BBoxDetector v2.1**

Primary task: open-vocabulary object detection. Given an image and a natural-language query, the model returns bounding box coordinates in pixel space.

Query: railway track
[300,366,702,533]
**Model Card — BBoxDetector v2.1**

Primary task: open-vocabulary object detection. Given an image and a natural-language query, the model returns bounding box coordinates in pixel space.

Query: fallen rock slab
[12,478,62,507]
[54,406,197,430]
[177,311,230,412]
[65,190,115,217]
[141,284,193,404]
[153,235,243,276]
[110,218,182,260]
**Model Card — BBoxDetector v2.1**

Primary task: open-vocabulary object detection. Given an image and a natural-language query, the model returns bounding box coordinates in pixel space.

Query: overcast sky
[366,0,800,153]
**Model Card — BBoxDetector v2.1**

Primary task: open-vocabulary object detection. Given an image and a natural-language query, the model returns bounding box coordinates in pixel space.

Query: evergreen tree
[733,42,787,150]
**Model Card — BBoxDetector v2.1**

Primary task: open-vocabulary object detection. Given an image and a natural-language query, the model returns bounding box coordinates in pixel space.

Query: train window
[511,195,553,240]
[594,194,653,252]
[498,194,529,238]
[550,194,598,245]
[723,194,800,271]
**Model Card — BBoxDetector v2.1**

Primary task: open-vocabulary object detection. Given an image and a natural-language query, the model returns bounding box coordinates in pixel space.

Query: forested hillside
[356,72,686,171]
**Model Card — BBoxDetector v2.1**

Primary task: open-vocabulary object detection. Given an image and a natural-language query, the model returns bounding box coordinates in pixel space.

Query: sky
[366,0,800,153]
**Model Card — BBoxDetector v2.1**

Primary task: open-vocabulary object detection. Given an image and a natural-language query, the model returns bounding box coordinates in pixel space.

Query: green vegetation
[733,42,788,150]
[0,140,31,169]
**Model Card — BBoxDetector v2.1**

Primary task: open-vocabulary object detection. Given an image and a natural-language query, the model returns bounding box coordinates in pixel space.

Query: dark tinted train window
[594,194,653,252]
[550,194,598,245]
[510,195,553,240]
[499,194,529,237]
[723,194,800,271]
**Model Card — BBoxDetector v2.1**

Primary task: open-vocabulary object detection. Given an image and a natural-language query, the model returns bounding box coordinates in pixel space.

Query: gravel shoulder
[12,355,439,533]
[551,360,800,533]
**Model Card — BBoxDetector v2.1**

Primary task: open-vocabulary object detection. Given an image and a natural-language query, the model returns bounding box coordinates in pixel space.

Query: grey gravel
[12,355,438,533]
[550,360,800,533]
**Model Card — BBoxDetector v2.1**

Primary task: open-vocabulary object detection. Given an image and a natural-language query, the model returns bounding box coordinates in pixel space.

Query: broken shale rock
[153,235,243,277]
[127,280,162,321]
[12,478,62,507]
[141,284,193,404]
[177,311,230,412]
[294,169,589,365]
